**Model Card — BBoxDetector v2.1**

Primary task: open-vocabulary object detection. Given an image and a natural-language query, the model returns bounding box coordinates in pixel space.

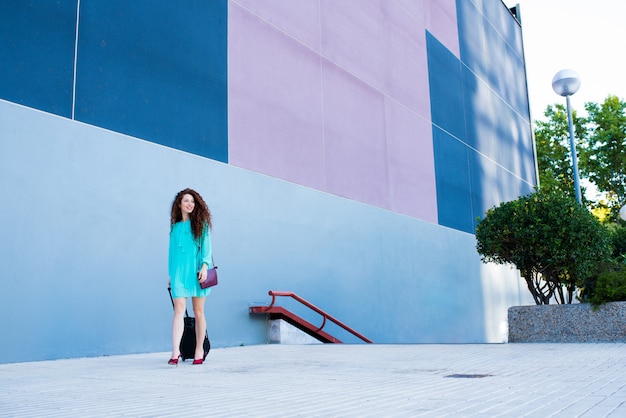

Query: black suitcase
[168,287,210,361]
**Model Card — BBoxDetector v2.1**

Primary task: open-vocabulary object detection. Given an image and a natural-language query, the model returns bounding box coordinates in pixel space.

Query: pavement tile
[0,344,625,417]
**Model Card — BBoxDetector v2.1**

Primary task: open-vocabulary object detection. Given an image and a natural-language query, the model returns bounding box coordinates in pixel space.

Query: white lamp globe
[552,69,581,97]
[620,205,626,221]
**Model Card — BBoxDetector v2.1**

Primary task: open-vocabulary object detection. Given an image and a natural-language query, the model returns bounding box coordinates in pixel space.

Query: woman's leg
[171,297,186,359]
[191,296,207,360]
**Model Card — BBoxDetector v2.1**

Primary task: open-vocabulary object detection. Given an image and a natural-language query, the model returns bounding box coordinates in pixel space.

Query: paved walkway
[0,343,624,417]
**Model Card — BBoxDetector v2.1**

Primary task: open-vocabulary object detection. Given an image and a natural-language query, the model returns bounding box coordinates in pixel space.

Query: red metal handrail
[262,290,373,344]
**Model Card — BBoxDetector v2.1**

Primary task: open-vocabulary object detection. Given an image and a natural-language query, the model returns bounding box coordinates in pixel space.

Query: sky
[504,0,626,121]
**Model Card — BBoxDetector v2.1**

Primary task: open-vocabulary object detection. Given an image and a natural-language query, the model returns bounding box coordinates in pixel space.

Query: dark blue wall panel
[426,32,466,142]
[74,0,228,162]
[429,0,536,233]
[432,128,474,233]
[0,1,77,117]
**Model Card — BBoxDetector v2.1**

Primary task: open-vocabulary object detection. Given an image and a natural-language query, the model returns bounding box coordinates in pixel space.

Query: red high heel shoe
[168,355,181,366]
[192,358,203,365]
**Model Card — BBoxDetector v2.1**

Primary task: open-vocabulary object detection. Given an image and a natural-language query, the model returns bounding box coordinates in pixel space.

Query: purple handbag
[200,266,218,289]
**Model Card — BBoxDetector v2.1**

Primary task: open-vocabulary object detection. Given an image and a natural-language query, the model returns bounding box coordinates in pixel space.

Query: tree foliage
[475,189,611,305]
[579,95,626,220]
[534,95,626,222]
[482,95,624,306]
[534,104,587,203]
[588,267,626,307]
[579,225,626,305]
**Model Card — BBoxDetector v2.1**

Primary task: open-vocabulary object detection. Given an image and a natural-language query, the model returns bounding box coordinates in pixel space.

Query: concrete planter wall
[508,301,626,342]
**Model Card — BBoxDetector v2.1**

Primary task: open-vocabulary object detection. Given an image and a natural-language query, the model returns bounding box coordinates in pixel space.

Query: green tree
[533,95,626,220]
[533,104,587,203]
[579,95,626,221]
[475,189,611,305]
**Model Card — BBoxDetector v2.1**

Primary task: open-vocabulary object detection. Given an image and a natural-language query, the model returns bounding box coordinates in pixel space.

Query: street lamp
[552,69,582,204]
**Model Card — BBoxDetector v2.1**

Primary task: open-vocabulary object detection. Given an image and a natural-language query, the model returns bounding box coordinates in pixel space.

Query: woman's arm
[199,224,212,269]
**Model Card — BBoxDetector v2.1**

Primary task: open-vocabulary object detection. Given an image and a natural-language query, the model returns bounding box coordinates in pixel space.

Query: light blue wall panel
[457,0,529,117]
[0,101,526,363]
[468,151,535,231]
[461,64,532,176]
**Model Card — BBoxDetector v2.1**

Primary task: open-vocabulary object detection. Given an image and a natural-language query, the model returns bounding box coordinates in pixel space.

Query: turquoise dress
[169,220,212,298]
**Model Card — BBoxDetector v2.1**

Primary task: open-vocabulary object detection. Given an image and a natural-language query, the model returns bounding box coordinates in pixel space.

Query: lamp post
[552,69,582,204]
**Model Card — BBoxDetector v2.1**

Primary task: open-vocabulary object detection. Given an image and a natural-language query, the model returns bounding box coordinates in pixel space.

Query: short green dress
[169,220,212,298]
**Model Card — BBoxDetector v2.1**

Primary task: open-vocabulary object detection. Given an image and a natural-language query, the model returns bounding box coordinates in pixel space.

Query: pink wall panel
[380,0,431,118]
[319,0,387,95]
[227,0,458,222]
[322,61,388,208]
[392,0,459,57]
[384,98,438,222]
[426,0,460,57]
[231,0,321,52]
[228,4,326,190]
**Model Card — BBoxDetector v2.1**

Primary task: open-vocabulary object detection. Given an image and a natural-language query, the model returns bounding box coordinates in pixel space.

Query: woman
[168,188,213,365]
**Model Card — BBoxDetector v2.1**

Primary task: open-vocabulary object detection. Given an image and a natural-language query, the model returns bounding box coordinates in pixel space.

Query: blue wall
[0,0,535,235]
[0,0,538,364]
[0,100,529,363]
[428,0,536,233]
[0,1,77,117]
[0,0,228,162]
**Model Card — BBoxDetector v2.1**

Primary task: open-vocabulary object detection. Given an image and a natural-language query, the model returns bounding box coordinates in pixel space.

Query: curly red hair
[170,188,212,241]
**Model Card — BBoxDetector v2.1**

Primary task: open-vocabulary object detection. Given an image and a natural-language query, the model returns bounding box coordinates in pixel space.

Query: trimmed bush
[476,189,611,304]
